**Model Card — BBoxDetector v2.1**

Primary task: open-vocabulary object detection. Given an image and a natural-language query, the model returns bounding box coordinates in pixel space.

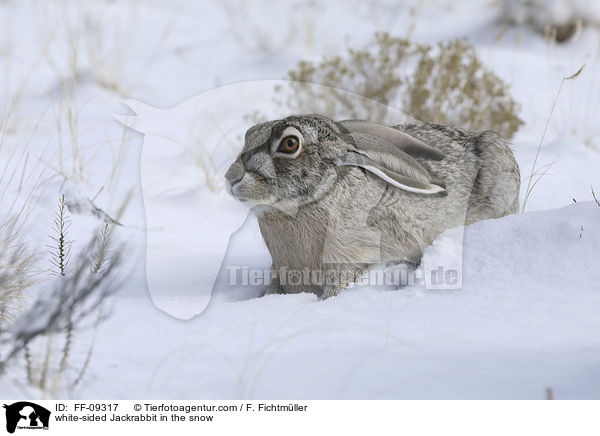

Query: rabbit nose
[225,161,245,185]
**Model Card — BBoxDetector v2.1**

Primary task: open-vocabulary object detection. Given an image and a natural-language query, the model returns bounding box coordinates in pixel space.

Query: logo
[3,402,50,433]
[115,83,465,319]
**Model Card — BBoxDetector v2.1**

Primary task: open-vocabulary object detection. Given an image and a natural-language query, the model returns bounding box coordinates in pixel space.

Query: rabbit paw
[260,285,285,297]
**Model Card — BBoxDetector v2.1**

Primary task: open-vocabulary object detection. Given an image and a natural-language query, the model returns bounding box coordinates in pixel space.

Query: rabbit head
[225,114,447,211]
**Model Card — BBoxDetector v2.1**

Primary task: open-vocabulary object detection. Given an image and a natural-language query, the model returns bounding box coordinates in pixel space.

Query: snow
[72,202,598,399]
[0,0,599,399]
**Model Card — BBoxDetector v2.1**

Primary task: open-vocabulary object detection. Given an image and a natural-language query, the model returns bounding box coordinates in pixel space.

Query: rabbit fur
[225,114,520,297]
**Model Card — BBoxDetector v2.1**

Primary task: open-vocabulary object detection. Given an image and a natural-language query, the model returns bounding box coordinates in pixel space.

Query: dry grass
[0,220,36,327]
[522,65,584,213]
[283,33,524,139]
[189,138,224,194]
[221,0,317,54]
[592,186,600,207]
[1,230,123,397]
[499,0,597,43]
[39,1,155,186]
[556,61,600,152]
[0,115,52,328]
[0,0,137,396]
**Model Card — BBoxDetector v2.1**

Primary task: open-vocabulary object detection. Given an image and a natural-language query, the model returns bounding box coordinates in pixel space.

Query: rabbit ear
[339,131,447,195]
[338,120,444,161]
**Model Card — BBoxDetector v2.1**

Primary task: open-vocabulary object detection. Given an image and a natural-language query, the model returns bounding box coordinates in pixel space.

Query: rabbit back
[396,122,520,224]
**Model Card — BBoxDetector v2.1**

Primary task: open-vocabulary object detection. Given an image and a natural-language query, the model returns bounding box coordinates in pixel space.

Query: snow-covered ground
[0,0,599,399]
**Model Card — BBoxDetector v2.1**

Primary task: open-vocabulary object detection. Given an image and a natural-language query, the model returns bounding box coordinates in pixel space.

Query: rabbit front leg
[319,284,342,300]
[317,263,369,299]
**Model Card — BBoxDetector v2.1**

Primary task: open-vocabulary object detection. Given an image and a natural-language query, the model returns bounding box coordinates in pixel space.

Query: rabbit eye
[272,127,303,158]
[277,136,300,155]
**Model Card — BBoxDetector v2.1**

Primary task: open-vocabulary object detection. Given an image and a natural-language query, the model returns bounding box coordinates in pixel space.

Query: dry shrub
[501,0,600,43]
[0,232,123,394]
[282,33,524,139]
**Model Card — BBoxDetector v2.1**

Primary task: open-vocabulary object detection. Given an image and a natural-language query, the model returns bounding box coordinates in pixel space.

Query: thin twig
[522,65,585,213]
[592,186,600,207]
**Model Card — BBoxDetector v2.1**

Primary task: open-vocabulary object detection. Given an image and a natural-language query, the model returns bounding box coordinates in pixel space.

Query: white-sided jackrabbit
[225,114,520,297]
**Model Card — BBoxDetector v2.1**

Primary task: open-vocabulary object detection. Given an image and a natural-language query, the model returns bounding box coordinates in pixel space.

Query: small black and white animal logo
[3,402,50,433]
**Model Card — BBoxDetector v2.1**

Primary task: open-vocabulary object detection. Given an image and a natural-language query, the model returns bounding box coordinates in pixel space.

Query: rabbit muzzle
[225,160,245,193]
[225,159,273,203]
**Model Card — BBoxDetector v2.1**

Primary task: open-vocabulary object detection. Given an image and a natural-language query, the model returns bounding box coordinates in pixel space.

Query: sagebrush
[282,33,524,139]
